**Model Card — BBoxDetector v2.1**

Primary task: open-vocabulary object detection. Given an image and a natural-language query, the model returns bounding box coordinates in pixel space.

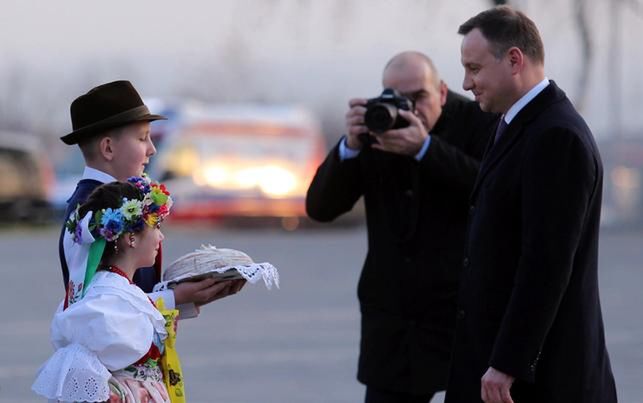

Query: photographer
[306,51,495,402]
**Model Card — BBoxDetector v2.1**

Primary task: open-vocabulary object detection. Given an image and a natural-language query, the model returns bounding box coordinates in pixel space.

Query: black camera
[364,88,413,133]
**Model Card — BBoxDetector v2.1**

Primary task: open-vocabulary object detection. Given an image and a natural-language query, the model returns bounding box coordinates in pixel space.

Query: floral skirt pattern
[105,364,169,403]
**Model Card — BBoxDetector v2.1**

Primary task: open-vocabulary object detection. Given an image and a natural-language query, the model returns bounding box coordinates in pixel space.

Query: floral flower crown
[66,175,173,243]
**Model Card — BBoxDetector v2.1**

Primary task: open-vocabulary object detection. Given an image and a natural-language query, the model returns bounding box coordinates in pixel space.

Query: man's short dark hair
[458,6,545,64]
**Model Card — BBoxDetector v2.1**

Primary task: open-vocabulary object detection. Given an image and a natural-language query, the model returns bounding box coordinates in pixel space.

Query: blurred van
[0,132,53,222]
[153,103,326,227]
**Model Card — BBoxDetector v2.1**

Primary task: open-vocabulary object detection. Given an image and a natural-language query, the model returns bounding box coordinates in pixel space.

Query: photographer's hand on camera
[345,98,368,150]
[371,109,428,156]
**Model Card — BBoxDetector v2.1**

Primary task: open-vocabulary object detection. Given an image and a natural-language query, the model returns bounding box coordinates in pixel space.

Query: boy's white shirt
[73,166,201,318]
[82,166,117,184]
[32,271,168,401]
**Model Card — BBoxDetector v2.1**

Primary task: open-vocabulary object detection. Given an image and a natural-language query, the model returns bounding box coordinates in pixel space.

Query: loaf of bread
[162,244,280,289]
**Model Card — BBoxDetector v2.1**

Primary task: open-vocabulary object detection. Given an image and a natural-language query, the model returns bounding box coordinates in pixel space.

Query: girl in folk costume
[33,176,184,403]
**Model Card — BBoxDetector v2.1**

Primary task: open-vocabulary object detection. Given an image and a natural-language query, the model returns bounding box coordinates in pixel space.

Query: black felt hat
[61,80,166,145]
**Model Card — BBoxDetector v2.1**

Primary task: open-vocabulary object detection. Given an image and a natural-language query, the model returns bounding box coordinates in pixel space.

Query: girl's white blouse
[32,271,167,402]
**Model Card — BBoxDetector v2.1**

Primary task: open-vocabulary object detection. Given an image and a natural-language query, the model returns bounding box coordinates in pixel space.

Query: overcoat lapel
[470,120,525,200]
[469,81,565,201]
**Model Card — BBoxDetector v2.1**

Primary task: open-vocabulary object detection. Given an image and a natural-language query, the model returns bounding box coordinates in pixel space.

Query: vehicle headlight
[257,166,297,197]
[195,162,299,197]
[203,165,229,187]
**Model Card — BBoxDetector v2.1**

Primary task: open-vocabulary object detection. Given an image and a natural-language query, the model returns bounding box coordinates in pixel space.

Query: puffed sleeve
[51,292,154,371]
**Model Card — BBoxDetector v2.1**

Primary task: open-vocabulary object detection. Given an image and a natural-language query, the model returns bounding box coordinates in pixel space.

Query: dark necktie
[494,116,508,145]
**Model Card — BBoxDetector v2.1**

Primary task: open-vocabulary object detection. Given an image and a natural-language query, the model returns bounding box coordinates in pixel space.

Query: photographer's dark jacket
[306,91,496,394]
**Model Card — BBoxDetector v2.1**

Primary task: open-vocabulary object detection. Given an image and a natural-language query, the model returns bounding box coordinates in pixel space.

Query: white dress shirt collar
[82,166,117,184]
[504,77,550,124]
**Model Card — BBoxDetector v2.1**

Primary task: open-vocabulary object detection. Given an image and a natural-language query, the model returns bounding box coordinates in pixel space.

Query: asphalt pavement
[0,223,641,402]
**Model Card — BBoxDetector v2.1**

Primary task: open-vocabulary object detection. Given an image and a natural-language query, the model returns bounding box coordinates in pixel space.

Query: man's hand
[345,98,368,150]
[173,277,241,306]
[371,109,428,156]
[481,367,515,403]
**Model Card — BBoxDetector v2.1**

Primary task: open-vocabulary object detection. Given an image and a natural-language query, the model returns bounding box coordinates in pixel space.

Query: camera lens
[364,103,398,133]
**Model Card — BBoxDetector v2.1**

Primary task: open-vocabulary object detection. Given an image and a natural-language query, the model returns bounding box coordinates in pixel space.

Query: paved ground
[0,223,641,402]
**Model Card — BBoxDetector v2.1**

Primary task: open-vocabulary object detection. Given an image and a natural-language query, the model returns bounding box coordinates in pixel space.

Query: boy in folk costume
[34,177,182,402]
[57,80,244,316]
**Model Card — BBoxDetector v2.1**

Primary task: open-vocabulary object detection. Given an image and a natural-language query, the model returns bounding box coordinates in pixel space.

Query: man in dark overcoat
[306,51,495,402]
[445,6,617,403]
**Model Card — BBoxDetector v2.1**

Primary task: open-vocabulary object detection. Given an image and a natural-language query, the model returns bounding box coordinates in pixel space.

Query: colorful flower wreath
[66,175,173,244]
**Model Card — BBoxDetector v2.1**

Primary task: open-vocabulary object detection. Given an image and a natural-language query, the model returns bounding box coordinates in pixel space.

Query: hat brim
[61,106,167,145]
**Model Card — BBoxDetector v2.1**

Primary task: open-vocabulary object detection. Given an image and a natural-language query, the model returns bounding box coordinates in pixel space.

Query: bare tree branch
[572,0,593,112]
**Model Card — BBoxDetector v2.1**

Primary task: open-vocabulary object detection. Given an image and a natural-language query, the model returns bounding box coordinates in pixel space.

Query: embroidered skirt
[106,364,170,403]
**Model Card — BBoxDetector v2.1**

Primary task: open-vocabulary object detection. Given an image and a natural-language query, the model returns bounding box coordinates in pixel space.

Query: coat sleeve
[416,106,494,202]
[488,128,599,382]
[305,139,363,222]
[418,135,483,200]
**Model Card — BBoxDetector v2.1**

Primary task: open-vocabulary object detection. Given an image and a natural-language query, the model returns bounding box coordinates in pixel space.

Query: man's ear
[507,47,524,74]
[99,136,115,161]
[439,80,448,106]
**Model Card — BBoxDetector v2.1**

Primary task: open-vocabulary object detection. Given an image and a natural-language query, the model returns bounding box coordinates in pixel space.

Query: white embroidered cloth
[32,272,167,401]
[155,245,280,291]
[32,343,111,402]
[63,210,95,305]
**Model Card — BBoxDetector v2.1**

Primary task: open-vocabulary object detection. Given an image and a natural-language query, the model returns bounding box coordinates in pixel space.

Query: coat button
[463,257,469,268]
[457,309,466,319]
[469,205,475,214]
[405,189,413,197]
[404,256,411,263]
